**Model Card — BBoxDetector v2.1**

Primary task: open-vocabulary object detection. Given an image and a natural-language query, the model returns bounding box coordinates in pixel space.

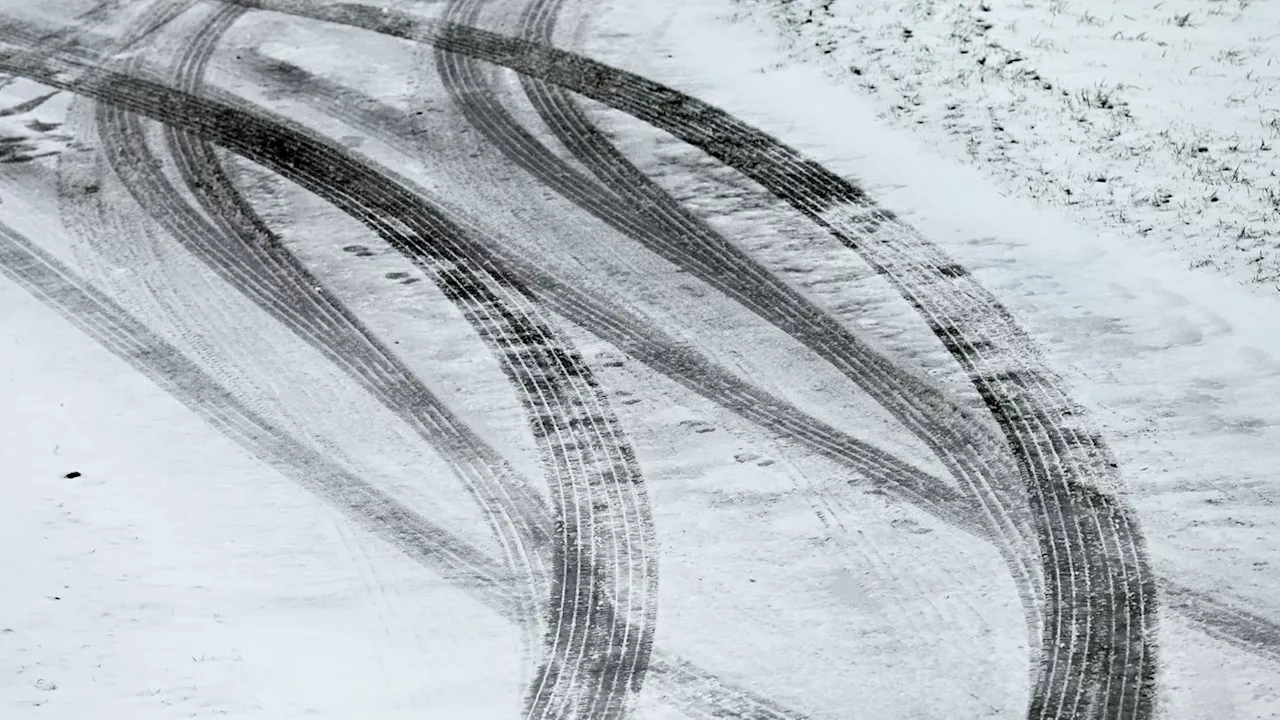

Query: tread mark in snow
[192,4,1160,717]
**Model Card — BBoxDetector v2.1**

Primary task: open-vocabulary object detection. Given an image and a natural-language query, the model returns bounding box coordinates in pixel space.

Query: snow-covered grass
[732,0,1280,285]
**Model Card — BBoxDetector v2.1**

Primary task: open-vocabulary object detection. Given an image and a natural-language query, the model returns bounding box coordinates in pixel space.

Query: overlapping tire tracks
[0,25,813,717]
[1,209,805,718]
[0,219,524,619]
[435,0,1036,572]
[8,4,1150,717]
[465,0,1045,572]
[85,6,657,715]
[85,2,553,659]
[414,5,1280,707]
[243,44,984,546]
[198,3,1158,718]
[444,0,1050,687]
[26,2,1280,717]
[24,10,875,719]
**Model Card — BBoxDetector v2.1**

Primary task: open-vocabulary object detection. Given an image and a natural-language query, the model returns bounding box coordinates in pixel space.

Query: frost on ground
[732,0,1280,285]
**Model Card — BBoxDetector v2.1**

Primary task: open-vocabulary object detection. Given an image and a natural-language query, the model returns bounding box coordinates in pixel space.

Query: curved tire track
[433,0,1037,572]
[3,7,1182,718]
[439,0,1048,686]
[203,4,1157,718]
[0,35,660,719]
[242,47,983,537]
[63,1,1280,701]
[87,2,553,659]
[108,6,658,715]
[4,15,824,715]
[0,219,523,620]
[0,212,804,719]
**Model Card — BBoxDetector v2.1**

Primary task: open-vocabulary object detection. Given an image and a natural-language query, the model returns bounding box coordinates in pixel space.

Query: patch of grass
[1215,48,1249,65]
[1263,186,1280,212]
[1078,83,1124,110]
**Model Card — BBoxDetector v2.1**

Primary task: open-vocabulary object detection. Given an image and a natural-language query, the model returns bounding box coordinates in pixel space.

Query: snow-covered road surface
[2,0,1279,718]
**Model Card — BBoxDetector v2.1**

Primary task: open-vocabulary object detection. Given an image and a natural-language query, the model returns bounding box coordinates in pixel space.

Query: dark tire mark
[84,3,553,659]
[243,46,984,530]
[247,45,987,524]
[200,4,1158,718]
[0,214,802,718]
[439,0,1049,689]
[222,16,657,714]
[2,13,823,715]
[179,0,558,638]
[0,36,659,720]
[5,8,1208,712]
[193,3,1280,700]
[434,1,1027,709]
[253,35,1280,696]
[459,0,1043,572]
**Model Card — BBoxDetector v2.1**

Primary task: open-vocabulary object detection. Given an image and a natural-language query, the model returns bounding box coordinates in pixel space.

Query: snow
[730,0,1280,286]
[0,273,521,718]
[578,0,1280,714]
[2,0,1280,717]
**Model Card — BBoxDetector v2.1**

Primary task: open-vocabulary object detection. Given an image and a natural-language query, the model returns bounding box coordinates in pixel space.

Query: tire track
[434,0,1035,567]
[85,5,552,661]
[0,16,821,715]
[12,10,1280,710]
[101,3,1280,698]
[173,0,550,643]
[19,161,1280,719]
[0,38,659,719]
[239,47,982,538]
[204,4,1157,718]
[440,0,1047,680]
[463,12,1150,720]
[0,219,522,620]
[5,8,1176,717]
[455,0,1042,583]
[508,0,1018,667]
[0,208,806,719]
[1162,581,1280,666]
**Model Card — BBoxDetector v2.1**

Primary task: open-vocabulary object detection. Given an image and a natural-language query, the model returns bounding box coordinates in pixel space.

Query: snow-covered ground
[3,0,1280,717]
[732,0,1280,286]
[0,290,519,717]
[577,1,1280,715]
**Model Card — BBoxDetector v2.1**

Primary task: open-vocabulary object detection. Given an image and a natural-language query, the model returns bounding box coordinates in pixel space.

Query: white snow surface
[2,0,1280,718]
